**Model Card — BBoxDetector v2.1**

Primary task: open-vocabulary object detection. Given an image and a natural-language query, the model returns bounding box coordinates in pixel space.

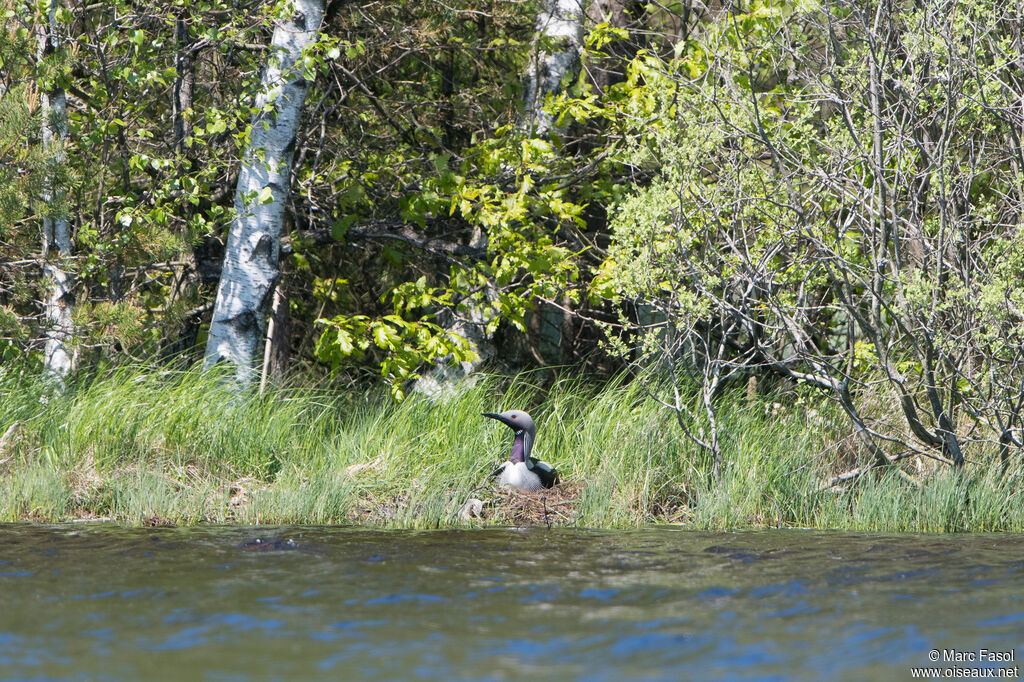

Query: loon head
[482,410,536,463]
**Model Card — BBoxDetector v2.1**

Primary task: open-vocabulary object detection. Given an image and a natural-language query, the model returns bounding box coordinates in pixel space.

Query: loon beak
[482,412,511,428]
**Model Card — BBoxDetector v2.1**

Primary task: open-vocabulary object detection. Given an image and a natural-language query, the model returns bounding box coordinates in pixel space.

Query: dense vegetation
[2,0,1022,527]
[2,366,1021,530]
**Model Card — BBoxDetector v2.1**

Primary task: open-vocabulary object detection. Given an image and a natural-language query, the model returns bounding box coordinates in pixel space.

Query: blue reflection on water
[364,593,447,605]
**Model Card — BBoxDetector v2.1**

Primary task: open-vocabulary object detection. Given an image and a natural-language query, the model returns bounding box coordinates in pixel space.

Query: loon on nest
[482,410,559,491]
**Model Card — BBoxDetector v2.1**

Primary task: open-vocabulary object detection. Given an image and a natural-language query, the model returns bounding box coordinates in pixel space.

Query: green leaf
[372,324,394,349]
[332,215,354,240]
[335,329,354,354]
[431,153,451,172]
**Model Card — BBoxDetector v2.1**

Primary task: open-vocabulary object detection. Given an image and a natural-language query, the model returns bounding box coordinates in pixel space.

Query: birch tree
[204,0,324,384]
[37,0,73,380]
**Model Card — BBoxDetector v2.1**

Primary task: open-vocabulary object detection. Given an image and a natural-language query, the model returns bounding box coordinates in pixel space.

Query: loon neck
[509,431,530,463]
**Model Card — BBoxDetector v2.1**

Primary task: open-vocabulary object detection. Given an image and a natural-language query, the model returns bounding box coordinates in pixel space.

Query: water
[0,525,1020,681]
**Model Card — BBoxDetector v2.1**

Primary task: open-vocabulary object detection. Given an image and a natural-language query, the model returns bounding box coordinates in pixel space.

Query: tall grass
[1,365,1021,530]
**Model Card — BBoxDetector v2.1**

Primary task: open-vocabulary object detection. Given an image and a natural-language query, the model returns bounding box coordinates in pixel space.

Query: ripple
[364,593,447,605]
[975,613,1024,627]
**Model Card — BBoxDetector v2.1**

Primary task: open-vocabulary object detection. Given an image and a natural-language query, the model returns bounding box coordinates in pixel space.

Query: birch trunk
[522,0,587,135]
[203,1,324,384]
[414,1,588,398]
[527,0,589,361]
[38,0,74,380]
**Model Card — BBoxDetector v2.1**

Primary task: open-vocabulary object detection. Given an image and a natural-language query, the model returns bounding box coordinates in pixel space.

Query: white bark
[204,1,324,384]
[522,0,587,135]
[38,0,74,380]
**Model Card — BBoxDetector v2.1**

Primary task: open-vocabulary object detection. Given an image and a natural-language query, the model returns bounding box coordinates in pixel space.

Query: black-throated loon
[482,410,559,491]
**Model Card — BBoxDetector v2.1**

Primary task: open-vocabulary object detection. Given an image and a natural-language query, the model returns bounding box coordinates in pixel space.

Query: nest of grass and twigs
[474,481,582,527]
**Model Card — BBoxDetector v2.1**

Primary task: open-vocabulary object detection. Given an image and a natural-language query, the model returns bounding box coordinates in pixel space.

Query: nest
[462,481,582,527]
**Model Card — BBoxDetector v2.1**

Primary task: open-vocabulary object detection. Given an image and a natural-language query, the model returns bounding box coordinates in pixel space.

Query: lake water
[0,525,1020,680]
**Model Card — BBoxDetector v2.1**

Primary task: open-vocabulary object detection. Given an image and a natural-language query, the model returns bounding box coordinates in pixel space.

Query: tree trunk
[259,283,290,395]
[204,0,324,384]
[172,14,195,154]
[38,0,74,380]
[522,0,587,135]
[521,0,588,359]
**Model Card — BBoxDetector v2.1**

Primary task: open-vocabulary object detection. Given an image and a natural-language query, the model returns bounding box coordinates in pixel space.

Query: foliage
[3,0,1023,506]
[0,15,52,362]
[2,0,278,361]
[595,0,1024,471]
[299,1,598,391]
[315,283,479,398]
[4,0,607,390]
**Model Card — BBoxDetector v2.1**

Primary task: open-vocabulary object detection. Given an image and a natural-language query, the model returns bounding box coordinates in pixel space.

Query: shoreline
[2,366,1021,533]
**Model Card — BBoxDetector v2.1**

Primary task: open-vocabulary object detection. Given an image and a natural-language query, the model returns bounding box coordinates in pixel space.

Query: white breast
[497,461,543,491]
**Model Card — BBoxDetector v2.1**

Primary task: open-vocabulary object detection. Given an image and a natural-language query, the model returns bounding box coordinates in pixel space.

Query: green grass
[1,364,1022,531]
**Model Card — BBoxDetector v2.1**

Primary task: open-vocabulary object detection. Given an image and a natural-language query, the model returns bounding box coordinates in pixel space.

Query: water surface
[0,525,1021,680]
